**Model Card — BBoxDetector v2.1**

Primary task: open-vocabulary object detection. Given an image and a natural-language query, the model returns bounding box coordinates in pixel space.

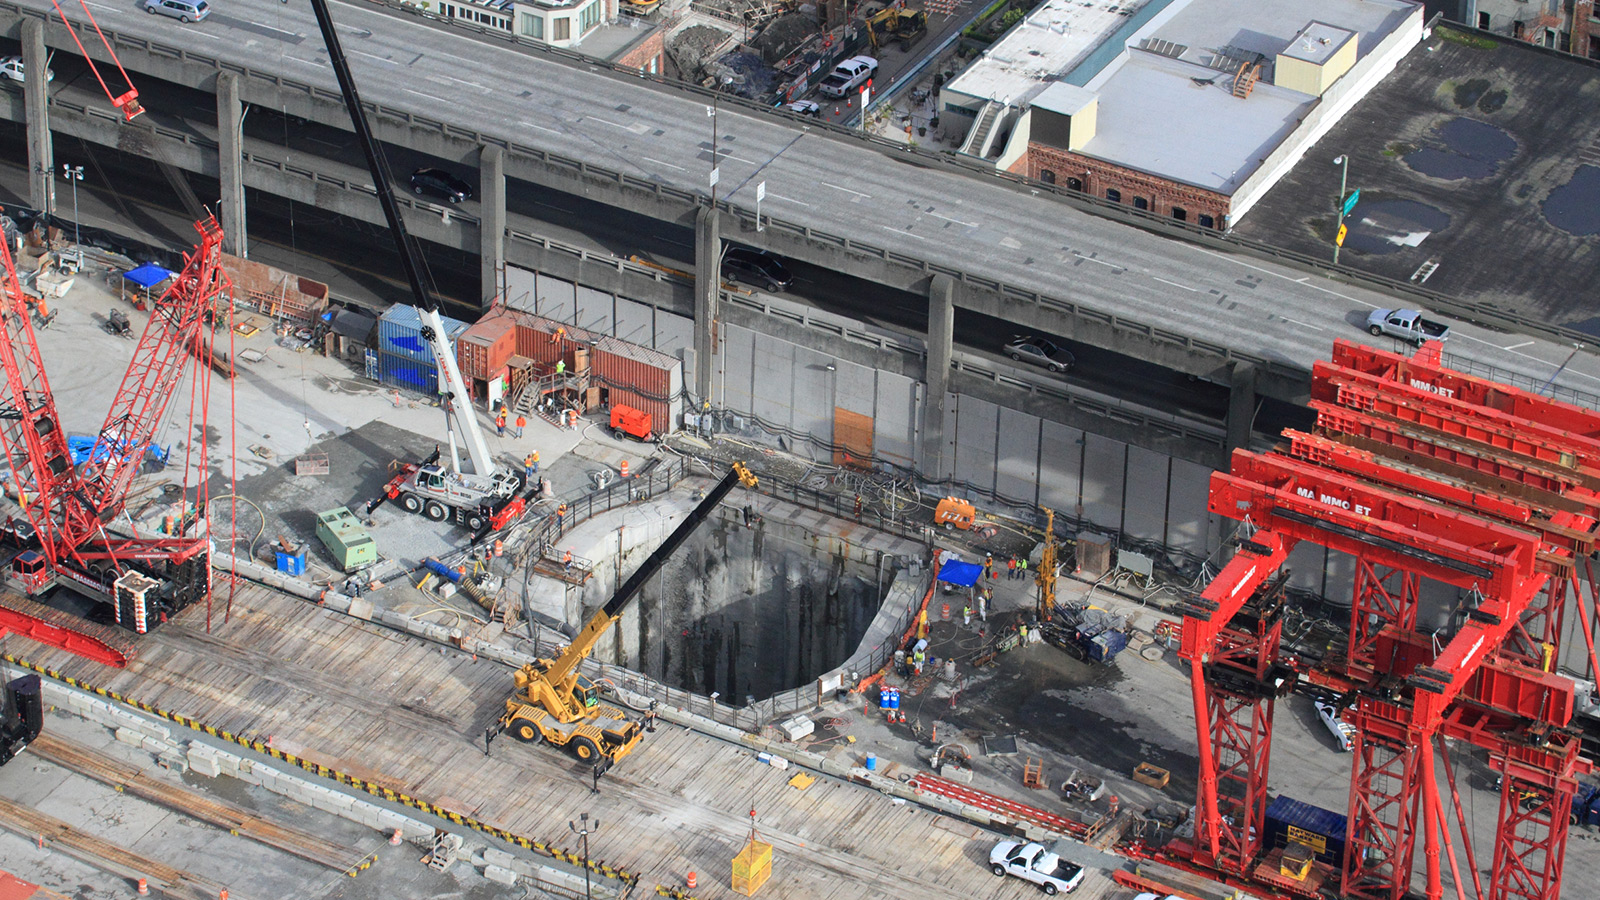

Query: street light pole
[60,164,83,248]
[1332,154,1349,266]
[707,76,732,209]
[569,812,599,900]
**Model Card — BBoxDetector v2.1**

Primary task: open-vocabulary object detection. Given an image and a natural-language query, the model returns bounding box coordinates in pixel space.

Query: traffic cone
[138,878,149,895]
[687,871,697,889]
[620,459,630,478]
[390,828,403,845]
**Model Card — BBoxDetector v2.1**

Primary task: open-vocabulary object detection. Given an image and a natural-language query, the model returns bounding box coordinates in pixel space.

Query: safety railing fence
[1440,350,1600,413]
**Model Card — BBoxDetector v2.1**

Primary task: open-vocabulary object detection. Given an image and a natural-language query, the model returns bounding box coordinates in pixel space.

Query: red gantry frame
[1168,340,1597,900]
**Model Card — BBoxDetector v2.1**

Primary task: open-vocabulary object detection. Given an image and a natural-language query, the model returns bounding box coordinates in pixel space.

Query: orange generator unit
[934,497,975,530]
[610,404,654,441]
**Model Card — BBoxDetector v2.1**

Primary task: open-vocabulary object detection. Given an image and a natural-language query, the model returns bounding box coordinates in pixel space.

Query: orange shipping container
[592,336,682,437]
[456,316,517,381]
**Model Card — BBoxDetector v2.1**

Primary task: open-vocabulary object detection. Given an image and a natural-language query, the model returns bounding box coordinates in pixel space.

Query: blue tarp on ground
[937,559,983,587]
[123,263,175,288]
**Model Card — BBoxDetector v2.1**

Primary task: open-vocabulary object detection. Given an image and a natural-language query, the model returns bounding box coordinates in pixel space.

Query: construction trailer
[1163,339,1599,900]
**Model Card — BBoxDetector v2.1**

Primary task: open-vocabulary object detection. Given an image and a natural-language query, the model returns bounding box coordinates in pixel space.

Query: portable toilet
[315,507,378,572]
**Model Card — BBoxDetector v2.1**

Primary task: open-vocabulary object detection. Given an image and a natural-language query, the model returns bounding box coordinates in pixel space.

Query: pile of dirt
[668,23,734,82]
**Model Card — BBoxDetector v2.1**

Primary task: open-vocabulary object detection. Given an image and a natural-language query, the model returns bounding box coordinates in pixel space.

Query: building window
[1172,207,1187,222]
[1198,214,1215,228]
[1106,188,1121,203]
[553,16,571,40]
[521,13,543,38]
[581,0,601,35]
[1041,169,1056,185]
[1477,12,1489,29]
[1133,196,1149,211]
[1066,176,1083,192]
[441,3,453,16]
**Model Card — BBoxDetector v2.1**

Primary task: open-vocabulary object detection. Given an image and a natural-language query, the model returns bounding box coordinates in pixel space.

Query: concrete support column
[1225,361,1257,453]
[216,72,247,257]
[920,275,955,478]
[22,19,52,219]
[478,144,506,310]
[693,206,721,406]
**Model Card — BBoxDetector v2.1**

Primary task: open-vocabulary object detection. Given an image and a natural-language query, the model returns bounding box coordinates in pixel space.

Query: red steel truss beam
[1286,430,1595,567]
[1313,402,1599,509]
[1212,451,1540,595]
[1332,339,1600,445]
[1286,430,1535,524]
[1314,367,1600,484]
[1179,532,1292,871]
[79,217,231,544]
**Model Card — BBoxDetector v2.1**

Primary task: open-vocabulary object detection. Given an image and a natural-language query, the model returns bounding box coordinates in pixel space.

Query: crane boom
[307,0,495,479]
[544,463,757,686]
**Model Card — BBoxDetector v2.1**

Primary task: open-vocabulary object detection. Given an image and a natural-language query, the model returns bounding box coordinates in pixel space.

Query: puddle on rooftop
[1543,164,1600,236]
[1340,198,1452,256]
[1403,117,1517,180]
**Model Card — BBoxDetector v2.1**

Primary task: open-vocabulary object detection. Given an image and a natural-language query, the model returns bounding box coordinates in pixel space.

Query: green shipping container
[315,507,378,572]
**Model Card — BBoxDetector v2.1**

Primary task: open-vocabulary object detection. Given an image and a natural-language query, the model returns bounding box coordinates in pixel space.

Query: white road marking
[1190,245,1375,307]
[348,49,397,66]
[928,212,979,228]
[405,88,448,104]
[641,157,685,171]
[519,120,562,135]
[766,192,812,207]
[1152,276,1199,293]
[1451,333,1600,387]
[1281,318,1324,331]
[882,226,929,241]
[1074,253,1122,270]
[1502,341,1534,351]
[823,182,871,199]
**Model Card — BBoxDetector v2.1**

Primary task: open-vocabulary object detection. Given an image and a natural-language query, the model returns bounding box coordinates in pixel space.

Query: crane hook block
[113,91,144,122]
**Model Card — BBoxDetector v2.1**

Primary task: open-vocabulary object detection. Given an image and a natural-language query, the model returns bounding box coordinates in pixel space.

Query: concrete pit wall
[581,511,884,702]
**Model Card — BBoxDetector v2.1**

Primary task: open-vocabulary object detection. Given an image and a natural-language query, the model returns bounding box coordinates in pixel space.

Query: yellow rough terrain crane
[497,463,759,765]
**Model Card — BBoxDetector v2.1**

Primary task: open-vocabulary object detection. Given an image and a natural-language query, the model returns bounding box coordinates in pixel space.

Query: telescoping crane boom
[497,464,759,765]
[307,0,523,533]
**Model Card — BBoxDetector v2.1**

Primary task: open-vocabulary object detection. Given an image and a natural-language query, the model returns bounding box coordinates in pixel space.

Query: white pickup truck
[1366,308,1450,344]
[989,840,1085,895]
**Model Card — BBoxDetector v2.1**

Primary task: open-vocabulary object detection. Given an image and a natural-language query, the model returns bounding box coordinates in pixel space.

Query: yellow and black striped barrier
[345,851,378,877]
[2,652,642,887]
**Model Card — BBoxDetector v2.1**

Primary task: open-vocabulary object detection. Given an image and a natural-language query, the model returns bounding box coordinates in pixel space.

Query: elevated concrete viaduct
[0,6,1274,476]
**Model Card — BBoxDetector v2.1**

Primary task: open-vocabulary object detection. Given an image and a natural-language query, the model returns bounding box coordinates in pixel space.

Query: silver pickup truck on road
[1366,308,1450,344]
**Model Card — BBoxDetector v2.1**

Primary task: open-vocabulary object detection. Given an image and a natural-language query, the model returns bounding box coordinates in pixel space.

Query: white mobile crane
[308,0,526,534]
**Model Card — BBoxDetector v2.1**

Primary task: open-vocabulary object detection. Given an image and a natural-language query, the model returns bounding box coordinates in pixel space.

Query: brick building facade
[1015,145,1231,230]
[612,25,666,75]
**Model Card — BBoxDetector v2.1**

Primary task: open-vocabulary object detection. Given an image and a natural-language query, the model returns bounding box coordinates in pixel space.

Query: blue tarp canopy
[122,263,175,289]
[937,559,983,587]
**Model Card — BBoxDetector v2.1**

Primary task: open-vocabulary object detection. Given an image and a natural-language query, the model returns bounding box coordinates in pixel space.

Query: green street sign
[1342,188,1361,216]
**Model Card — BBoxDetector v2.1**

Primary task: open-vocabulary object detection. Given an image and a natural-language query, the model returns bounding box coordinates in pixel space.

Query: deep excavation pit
[588,509,887,703]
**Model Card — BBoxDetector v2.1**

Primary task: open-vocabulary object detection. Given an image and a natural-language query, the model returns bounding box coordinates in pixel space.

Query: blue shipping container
[1264,796,1348,868]
[375,304,469,364]
[378,352,441,395]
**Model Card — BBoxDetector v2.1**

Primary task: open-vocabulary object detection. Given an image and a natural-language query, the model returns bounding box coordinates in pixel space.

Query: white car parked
[1315,699,1356,752]
[989,840,1084,895]
[0,56,53,83]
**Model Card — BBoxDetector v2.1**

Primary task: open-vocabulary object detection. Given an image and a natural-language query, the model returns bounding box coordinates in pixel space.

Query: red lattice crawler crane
[0,217,231,667]
[1159,339,1598,900]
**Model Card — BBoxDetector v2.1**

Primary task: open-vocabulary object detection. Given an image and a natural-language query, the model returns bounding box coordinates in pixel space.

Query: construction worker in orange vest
[514,414,526,438]
[563,548,573,571]
[557,502,567,530]
[524,451,538,482]
[495,410,507,437]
